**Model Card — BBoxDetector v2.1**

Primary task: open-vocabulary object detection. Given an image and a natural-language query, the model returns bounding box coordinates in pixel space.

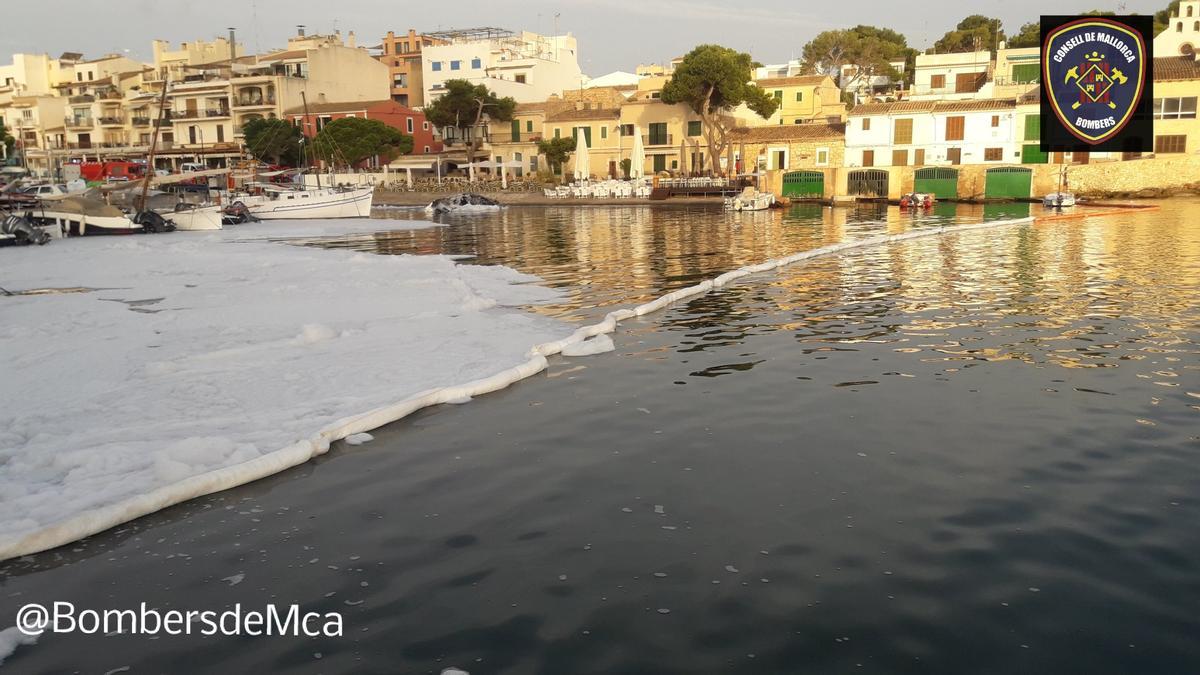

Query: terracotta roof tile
[1154,56,1200,81]
[729,122,846,142]
[755,75,830,87]
[849,98,1016,116]
[545,107,621,122]
[281,99,397,115]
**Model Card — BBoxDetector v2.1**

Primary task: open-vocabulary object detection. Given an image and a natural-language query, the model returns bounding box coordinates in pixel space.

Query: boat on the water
[724,187,775,212]
[163,203,224,230]
[1043,192,1076,208]
[27,196,167,236]
[232,184,375,219]
[899,192,935,210]
[425,193,502,215]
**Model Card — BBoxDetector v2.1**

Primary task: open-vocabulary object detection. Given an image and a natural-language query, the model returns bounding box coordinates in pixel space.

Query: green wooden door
[984,167,1033,199]
[652,154,666,173]
[781,170,823,198]
[913,167,958,199]
[511,119,520,142]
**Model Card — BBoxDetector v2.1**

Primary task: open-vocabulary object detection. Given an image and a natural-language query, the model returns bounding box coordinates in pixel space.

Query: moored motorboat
[899,192,935,210]
[724,187,775,212]
[1042,192,1076,208]
[425,193,502,215]
[163,203,224,230]
[27,197,160,236]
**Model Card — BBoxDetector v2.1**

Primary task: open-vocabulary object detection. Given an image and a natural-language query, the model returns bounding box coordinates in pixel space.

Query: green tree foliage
[242,117,302,166]
[934,15,1005,53]
[312,117,413,167]
[0,118,16,160]
[536,136,575,175]
[660,44,778,174]
[1155,0,1183,35]
[801,26,916,92]
[1007,22,1041,49]
[423,79,516,175]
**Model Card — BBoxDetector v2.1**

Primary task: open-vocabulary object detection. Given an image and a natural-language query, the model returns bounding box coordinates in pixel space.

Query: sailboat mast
[301,90,320,189]
[139,77,171,211]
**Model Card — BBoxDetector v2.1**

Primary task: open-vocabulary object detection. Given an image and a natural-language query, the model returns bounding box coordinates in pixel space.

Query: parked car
[21,184,72,198]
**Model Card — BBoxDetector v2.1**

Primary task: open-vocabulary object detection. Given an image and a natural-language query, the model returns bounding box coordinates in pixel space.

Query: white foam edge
[0,216,1034,561]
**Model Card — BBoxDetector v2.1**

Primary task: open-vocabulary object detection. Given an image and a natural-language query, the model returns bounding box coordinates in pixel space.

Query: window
[914,148,925,166]
[1156,135,1187,153]
[424,145,430,153]
[600,126,607,139]
[984,147,1002,161]
[450,60,461,70]
[862,118,871,131]
[687,120,702,136]
[515,74,526,84]
[217,125,224,143]
[393,73,408,88]
[931,74,946,89]
[1153,97,1198,119]
[892,149,907,166]
[945,116,965,141]
[815,148,829,166]
[553,128,560,139]
[423,121,429,131]
[947,147,962,164]
[620,124,634,136]
[471,58,481,69]
[991,115,1000,127]
[795,91,804,102]
[648,122,669,145]
[526,120,533,132]
[431,62,442,71]
[773,90,783,100]
[1024,114,1041,141]
[893,118,912,144]
[653,154,666,172]
[862,149,874,167]
[572,126,592,147]
[1012,63,1039,84]
[407,117,414,133]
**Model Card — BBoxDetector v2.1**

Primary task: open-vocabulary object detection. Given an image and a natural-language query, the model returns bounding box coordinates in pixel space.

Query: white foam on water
[0,627,37,666]
[0,216,1034,562]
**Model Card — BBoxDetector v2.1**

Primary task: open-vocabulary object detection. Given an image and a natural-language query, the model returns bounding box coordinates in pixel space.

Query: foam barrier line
[0,216,1035,561]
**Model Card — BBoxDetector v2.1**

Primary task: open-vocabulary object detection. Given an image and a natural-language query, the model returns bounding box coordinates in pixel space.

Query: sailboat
[229,92,374,220]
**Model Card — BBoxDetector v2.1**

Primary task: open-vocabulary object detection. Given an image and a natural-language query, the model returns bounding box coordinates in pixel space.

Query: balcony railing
[490,132,543,144]
[68,94,95,104]
[235,94,276,107]
[98,116,125,126]
[97,89,123,100]
[644,133,673,146]
[131,117,151,127]
[65,117,94,129]
[205,108,231,118]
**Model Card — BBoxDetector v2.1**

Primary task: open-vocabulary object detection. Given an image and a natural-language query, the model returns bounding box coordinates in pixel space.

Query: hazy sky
[1,0,1168,75]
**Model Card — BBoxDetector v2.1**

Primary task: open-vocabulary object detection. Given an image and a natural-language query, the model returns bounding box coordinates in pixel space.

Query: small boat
[425,193,502,215]
[162,203,224,231]
[899,192,934,210]
[724,187,775,212]
[1043,165,1076,208]
[28,196,168,236]
[1042,192,1076,208]
[232,184,375,220]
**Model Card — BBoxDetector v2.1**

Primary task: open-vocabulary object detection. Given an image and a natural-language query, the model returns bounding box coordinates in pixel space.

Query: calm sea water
[3,201,1198,674]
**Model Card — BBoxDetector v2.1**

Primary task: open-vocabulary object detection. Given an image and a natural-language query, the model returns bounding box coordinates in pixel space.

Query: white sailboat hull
[240,186,375,220]
[31,209,141,236]
[165,205,224,230]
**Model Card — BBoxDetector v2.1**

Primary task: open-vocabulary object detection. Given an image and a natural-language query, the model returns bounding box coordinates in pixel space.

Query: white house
[844,98,1022,167]
[839,59,906,104]
[1155,0,1200,57]
[421,28,583,103]
[908,51,992,100]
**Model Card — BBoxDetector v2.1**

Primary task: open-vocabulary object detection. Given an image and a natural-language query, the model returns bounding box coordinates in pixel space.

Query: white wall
[845,109,1019,166]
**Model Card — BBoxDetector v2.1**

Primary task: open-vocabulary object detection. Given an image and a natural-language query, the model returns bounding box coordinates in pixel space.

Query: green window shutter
[511,119,520,139]
[1012,63,1039,84]
[601,126,607,139]
[526,120,533,132]
[795,91,803,102]
[687,120,701,136]
[554,128,560,139]
[584,126,591,147]
[774,90,783,100]
[1024,115,1040,142]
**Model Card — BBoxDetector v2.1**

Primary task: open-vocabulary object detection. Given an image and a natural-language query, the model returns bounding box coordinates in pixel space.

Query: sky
[0,0,1169,75]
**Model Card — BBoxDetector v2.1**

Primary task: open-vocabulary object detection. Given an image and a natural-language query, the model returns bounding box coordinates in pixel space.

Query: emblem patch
[1042,17,1148,146]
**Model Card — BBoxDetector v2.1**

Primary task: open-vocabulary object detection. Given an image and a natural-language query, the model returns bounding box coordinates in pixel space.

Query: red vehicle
[79,161,148,183]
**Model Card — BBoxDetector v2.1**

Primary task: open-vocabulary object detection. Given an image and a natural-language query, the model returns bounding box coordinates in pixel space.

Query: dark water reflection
[314,202,1034,321]
[3,200,1199,675]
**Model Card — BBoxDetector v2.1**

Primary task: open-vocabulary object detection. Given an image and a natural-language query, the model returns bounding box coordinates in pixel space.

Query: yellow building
[754,75,846,125]
[1151,55,1200,156]
[727,123,846,171]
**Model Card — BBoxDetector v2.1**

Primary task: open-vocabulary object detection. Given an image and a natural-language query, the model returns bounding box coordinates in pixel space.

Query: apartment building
[379,30,445,107]
[845,98,1021,167]
[755,75,846,125]
[421,28,583,104]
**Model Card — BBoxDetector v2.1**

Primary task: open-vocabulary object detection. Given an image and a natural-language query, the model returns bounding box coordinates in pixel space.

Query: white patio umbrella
[496,159,524,188]
[630,126,645,180]
[573,131,590,181]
